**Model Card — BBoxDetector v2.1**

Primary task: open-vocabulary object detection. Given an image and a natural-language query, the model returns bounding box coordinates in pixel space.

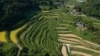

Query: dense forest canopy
[0,0,63,31]
[0,0,40,31]
[74,0,100,18]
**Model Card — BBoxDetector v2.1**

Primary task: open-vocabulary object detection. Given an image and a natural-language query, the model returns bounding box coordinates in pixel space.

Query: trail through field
[61,45,68,56]
[16,44,22,56]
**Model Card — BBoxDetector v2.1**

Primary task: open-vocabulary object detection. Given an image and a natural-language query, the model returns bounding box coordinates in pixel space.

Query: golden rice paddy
[0,24,26,43]
[0,32,6,42]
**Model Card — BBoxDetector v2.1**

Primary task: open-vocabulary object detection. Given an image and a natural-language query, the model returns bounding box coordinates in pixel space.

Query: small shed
[76,21,84,28]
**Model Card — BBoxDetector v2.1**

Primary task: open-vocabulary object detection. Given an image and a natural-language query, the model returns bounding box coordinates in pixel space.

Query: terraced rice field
[56,14,100,56]
[0,8,100,56]
[0,10,61,56]
[0,24,26,43]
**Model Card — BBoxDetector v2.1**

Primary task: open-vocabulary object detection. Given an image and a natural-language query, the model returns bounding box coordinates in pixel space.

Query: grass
[0,42,18,56]
[30,19,47,47]
[40,28,48,49]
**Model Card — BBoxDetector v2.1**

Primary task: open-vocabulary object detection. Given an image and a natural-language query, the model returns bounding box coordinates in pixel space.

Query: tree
[74,0,100,18]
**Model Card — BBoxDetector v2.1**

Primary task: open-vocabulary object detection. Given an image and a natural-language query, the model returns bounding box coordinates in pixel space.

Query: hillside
[0,0,100,56]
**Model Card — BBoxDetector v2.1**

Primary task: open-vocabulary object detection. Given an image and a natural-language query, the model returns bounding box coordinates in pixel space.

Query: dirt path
[16,44,22,56]
[58,39,81,45]
[71,51,92,56]
[58,34,82,39]
[61,45,68,56]
[58,37,82,42]
[83,40,100,47]
[71,45,100,53]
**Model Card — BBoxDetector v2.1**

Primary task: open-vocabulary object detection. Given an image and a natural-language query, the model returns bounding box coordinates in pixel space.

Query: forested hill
[74,0,100,18]
[0,0,65,31]
[0,0,40,31]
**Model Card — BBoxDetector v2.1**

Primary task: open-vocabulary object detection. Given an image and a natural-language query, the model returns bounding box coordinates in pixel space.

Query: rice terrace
[0,0,100,56]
